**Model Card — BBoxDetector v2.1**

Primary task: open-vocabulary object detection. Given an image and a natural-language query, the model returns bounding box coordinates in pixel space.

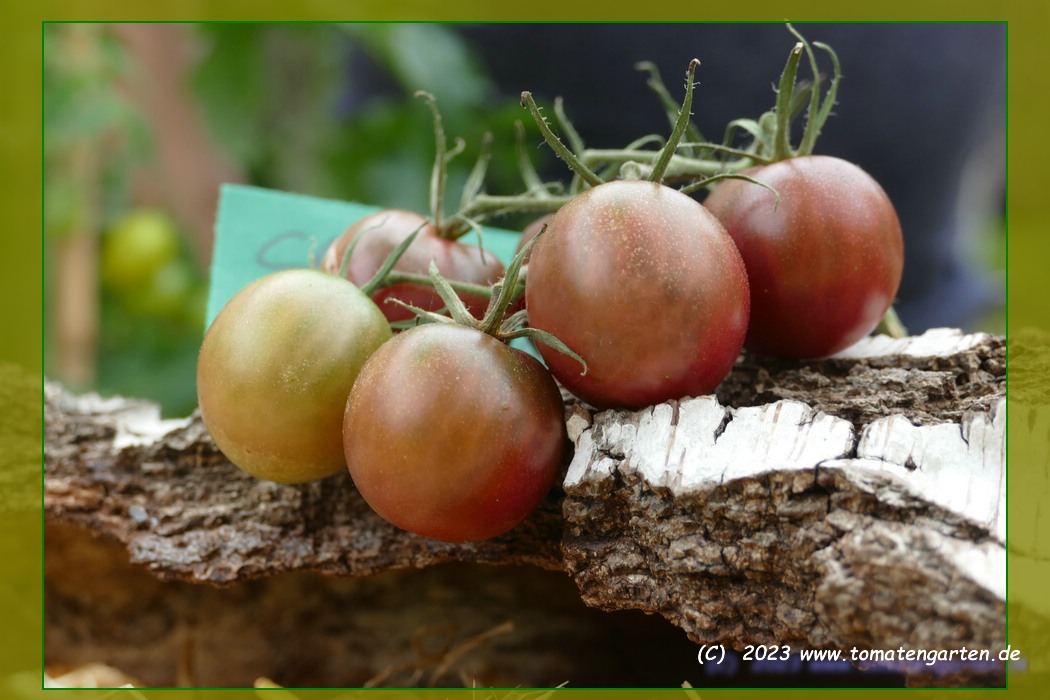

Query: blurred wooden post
[112,23,244,270]
[52,143,99,388]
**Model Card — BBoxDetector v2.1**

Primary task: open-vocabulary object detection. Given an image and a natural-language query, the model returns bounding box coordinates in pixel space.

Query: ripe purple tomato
[703,155,904,358]
[515,213,555,262]
[506,213,554,315]
[197,269,391,483]
[343,323,566,543]
[321,210,505,324]
[525,180,750,410]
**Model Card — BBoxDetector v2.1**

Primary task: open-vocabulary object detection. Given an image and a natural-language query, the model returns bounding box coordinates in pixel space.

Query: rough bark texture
[44,328,1012,688]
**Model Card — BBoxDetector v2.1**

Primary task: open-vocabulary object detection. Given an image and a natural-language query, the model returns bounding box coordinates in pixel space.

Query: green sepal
[459,131,492,214]
[681,173,781,211]
[521,91,604,188]
[553,96,586,159]
[425,260,479,328]
[499,308,529,335]
[648,58,700,183]
[387,298,457,327]
[416,90,450,233]
[479,227,537,336]
[772,42,805,161]
[636,60,706,158]
[504,326,588,377]
[360,225,423,297]
[875,305,908,339]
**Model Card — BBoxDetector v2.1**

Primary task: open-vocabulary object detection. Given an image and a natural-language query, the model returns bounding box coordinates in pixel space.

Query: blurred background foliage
[44,23,1005,419]
[44,23,547,417]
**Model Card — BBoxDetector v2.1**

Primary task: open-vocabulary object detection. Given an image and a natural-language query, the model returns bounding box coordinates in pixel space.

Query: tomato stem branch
[636,60,707,156]
[466,193,573,216]
[649,58,700,183]
[581,148,763,177]
[417,91,451,236]
[552,96,586,158]
[378,270,522,301]
[520,91,604,188]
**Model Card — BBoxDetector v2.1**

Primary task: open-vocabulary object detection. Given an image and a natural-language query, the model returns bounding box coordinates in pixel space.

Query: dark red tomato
[703,155,904,359]
[321,210,505,324]
[525,180,750,410]
[507,213,554,314]
[515,213,555,261]
[343,323,566,543]
[198,269,391,483]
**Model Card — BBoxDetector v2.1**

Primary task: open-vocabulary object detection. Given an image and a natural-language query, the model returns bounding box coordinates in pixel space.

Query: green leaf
[341,24,493,110]
[190,24,268,166]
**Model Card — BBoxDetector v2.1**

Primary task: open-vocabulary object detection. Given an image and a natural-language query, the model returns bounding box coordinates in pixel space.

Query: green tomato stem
[875,305,908,339]
[514,120,551,196]
[636,60,706,157]
[520,91,604,188]
[478,231,534,337]
[360,227,423,297]
[464,193,573,217]
[417,91,449,235]
[553,96,587,157]
[772,43,804,162]
[581,148,758,177]
[379,270,514,301]
[458,132,493,216]
[648,58,700,183]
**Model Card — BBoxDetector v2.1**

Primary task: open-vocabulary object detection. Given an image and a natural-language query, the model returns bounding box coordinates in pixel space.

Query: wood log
[44,328,1012,687]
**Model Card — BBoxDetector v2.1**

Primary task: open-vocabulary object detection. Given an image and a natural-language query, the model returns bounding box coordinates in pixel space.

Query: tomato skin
[515,213,555,261]
[507,213,554,314]
[703,155,904,359]
[343,323,566,543]
[321,210,505,324]
[525,180,750,411]
[197,269,391,483]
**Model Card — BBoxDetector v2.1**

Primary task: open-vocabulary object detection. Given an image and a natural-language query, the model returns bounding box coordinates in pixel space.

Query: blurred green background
[43,23,545,417]
[43,23,1005,419]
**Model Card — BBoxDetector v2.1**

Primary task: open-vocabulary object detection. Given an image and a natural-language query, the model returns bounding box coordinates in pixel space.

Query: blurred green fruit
[124,260,195,318]
[101,208,180,292]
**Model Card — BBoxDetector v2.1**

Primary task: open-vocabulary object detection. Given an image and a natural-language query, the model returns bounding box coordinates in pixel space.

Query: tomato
[101,208,180,293]
[525,180,750,410]
[122,260,194,318]
[321,210,505,324]
[198,269,391,483]
[343,323,566,542]
[703,155,904,358]
[515,213,554,261]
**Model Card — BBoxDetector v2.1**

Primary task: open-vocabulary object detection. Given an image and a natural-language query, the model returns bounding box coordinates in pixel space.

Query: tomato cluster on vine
[195,26,904,543]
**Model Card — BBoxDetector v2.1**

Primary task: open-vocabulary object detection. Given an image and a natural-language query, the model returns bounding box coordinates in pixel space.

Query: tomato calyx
[392,231,588,376]
[414,92,570,247]
[330,219,521,329]
[520,56,703,188]
[415,91,485,245]
[762,24,843,162]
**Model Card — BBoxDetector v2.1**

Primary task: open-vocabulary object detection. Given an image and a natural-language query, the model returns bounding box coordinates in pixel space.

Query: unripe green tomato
[123,261,194,318]
[197,269,392,483]
[101,209,180,293]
